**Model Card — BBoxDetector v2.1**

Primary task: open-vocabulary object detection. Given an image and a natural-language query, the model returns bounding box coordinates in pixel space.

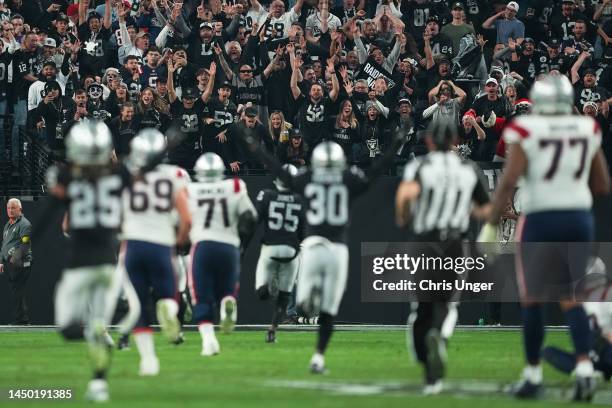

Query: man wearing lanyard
[1,198,32,325]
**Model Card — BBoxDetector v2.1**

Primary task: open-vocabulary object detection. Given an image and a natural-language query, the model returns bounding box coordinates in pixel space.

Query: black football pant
[7,264,31,324]
[412,302,448,365]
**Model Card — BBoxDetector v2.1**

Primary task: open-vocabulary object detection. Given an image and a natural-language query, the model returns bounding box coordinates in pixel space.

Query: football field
[0,328,610,407]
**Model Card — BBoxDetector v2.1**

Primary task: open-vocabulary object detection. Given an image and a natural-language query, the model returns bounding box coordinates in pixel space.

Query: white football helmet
[274,164,298,191]
[194,152,225,182]
[129,129,166,169]
[529,74,574,115]
[311,141,346,171]
[66,121,113,166]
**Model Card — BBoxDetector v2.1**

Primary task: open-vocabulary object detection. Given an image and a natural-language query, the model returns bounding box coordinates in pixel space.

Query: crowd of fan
[0,0,611,174]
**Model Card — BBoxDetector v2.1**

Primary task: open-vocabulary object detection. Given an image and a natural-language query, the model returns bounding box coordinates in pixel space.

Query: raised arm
[103,0,112,30]
[202,62,216,103]
[482,10,503,30]
[424,32,434,70]
[118,5,133,48]
[79,0,89,26]
[570,51,590,84]
[327,59,339,102]
[166,58,177,103]
[214,42,234,80]
[293,0,305,15]
[290,54,303,100]
[352,21,368,65]
[449,80,467,105]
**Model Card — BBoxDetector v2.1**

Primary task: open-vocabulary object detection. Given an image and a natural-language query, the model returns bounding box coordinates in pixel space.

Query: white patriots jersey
[503,115,601,214]
[188,178,257,247]
[265,9,299,40]
[121,164,189,246]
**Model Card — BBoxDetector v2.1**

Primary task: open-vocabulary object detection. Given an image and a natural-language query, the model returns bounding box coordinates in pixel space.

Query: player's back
[122,164,189,246]
[295,167,369,243]
[504,114,601,214]
[188,177,256,247]
[47,163,130,268]
[257,189,304,248]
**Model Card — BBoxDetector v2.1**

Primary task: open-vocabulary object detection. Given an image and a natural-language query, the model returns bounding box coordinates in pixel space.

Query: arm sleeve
[354,36,368,65]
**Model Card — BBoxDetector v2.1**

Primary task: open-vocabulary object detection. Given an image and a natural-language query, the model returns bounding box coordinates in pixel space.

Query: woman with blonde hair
[268,110,293,146]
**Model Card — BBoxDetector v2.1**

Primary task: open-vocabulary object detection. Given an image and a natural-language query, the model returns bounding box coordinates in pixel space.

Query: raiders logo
[366,138,379,157]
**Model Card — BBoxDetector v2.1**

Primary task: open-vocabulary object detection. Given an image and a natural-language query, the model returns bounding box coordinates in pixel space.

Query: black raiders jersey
[285,167,371,243]
[256,189,304,249]
[46,163,131,268]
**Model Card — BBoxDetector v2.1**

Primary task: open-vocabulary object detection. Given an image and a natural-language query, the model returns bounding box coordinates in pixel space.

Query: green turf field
[0,329,608,407]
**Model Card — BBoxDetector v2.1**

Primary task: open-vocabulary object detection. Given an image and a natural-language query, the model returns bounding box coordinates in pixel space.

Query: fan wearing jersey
[187,153,258,356]
[254,164,304,343]
[264,0,305,40]
[240,128,402,373]
[202,81,238,162]
[488,75,610,401]
[395,119,492,395]
[120,129,192,376]
[46,121,132,402]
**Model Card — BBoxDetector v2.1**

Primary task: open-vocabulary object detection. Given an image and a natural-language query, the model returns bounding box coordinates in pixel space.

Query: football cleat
[156,300,181,343]
[425,329,446,384]
[511,379,543,399]
[309,353,327,375]
[423,380,443,395]
[85,379,109,403]
[139,356,160,376]
[117,334,130,351]
[573,375,596,402]
[220,296,237,334]
[201,336,220,357]
[265,330,276,344]
[172,332,185,345]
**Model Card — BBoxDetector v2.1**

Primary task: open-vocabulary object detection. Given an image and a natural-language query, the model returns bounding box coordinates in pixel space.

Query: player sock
[565,306,592,357]
[272,291,291,327]
[134,330,156,360]
[198,322,215,342]
[522,305,544,365]
[575,360,595,377]
[522,364,543,384]
[316,313,334,354]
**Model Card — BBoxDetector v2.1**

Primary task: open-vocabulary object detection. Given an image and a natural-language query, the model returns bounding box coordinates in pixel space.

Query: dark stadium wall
[2,175,612,326]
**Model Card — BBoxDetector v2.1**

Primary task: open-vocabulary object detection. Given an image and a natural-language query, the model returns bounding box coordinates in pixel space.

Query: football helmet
[194,152,225,182]
[529,74,574,115]
[274,164,298,191]
[311,141,346,171]
[129,129,166,169]
[66,121,113,166]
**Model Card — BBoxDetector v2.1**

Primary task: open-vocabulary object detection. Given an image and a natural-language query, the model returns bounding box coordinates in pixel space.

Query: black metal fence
[1,114,50,200]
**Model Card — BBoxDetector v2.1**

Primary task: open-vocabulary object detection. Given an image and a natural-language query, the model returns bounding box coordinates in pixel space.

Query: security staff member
[1,198,33,325]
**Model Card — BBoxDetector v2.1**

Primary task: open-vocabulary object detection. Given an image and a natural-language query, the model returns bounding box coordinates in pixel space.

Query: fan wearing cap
[539,38,565,74]
[508,37,542,83]
[225,106,274,172]
[117,3,149,66]
[77,0,112,76]
[571,66,610,113]
[185,21,218,69]
[49,13,71,45]
[550,0,588,42]
[469,76,512,160]
[167,59,209,171]
[482,2,524,47]
[36,80,76,157]
[202,81,238,161]
[27,61,68,111]
[440,2,476,57]
[420,15,453,59]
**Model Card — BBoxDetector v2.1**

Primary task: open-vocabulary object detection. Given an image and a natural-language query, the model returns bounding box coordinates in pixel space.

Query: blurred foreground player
[120,129,192,375]
[254,164,304,343]
[241,132,402,373]
[47,122,132,402]
[188,153,257,356]
[487,74,611,401]
[395,119,492,394]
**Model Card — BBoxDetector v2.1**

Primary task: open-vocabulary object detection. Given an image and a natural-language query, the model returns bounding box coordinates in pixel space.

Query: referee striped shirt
[403,151,489,236]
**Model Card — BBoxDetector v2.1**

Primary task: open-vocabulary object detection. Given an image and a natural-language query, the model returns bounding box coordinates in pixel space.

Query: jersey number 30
[305,184,348,226]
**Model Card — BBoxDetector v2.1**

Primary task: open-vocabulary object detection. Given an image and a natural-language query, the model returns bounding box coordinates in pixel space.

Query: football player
[120,128,192,376]
[187,153,258,356]
[487,74,611,401]
[47,121,133,402]
[395,119,492,394]
[241,132,402,374]
[254,164,304,343]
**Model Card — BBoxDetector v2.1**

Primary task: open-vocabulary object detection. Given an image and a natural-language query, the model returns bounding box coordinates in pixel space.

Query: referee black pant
[6,263,31,324]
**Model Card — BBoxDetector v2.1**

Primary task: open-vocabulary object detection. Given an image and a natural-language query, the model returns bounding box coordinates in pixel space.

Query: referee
[1,198,33,325]
[395,119,492,394]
